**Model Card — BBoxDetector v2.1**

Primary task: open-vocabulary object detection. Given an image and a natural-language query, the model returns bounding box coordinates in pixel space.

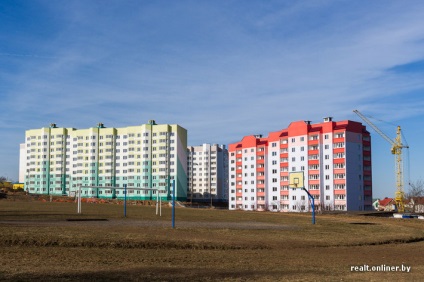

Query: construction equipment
[353,110,409,212]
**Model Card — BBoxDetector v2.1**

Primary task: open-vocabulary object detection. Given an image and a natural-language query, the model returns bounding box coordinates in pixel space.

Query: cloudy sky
[1,0,423,199]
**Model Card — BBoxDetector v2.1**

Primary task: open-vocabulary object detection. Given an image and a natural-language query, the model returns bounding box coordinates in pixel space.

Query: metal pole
[156,188,159,215]
[303,188,315,225]
[124,184,127,218]
[172,179,175,228]
[77,186,81,214]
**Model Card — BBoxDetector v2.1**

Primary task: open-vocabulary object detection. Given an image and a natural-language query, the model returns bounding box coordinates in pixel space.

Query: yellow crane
[353,110,409,213]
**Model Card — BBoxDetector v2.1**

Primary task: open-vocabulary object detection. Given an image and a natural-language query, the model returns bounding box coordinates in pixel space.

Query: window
[334,142,345,148]
[309,164,319,170]
[334,173,345,179]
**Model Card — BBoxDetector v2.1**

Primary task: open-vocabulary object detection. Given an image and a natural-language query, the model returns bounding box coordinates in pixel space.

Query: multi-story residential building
[187,144,229,204]
[20,120,188,201]
[228,117,372,212]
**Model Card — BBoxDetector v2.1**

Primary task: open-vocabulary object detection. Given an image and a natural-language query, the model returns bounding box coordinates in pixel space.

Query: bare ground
[1,197,423,281]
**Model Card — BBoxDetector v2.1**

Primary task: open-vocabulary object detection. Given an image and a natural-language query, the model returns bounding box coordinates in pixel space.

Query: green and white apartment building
[20,120,188,201]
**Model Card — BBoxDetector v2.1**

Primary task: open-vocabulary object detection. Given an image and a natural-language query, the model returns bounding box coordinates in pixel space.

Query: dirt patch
[1,199,424,281]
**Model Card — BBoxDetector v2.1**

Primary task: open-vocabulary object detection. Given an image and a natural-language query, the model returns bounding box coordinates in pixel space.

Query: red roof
[413,197,424,205]
[378,197,394,207]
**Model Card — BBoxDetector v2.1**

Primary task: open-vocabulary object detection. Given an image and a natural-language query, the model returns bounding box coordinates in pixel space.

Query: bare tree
[295,200,307,212]
[0,176,7,189]
[320,202,334,212]
[406,179,424,198]
[405,179,424,212]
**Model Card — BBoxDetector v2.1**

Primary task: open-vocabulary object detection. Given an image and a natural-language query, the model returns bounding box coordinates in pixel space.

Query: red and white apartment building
[228,117,373,212]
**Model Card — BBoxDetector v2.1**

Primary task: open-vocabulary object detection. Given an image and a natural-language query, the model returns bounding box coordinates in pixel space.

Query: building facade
[228,118,372,212]
[20,120,188,200]
[187,144,229,203]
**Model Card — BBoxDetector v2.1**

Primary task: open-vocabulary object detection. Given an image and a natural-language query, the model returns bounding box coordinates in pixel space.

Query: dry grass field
[1,195,424,281]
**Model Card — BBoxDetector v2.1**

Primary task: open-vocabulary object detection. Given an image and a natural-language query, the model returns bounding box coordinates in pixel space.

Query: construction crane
[353,110,409,213]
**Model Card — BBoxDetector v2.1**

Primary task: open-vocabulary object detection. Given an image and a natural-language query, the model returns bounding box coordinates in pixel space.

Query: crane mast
[353,110,408,213]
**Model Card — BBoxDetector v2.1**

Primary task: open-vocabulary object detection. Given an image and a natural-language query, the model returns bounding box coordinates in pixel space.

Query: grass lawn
[1,197,423,281]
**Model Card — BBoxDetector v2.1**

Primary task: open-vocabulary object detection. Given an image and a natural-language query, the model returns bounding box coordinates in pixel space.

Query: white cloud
[1,1,424,196]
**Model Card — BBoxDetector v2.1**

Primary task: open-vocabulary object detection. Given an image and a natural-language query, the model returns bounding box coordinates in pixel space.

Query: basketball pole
[290,172,315,225]
[301,188,315,225]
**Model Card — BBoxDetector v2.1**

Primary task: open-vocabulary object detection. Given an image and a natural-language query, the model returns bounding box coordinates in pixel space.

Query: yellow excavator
[353,110,409,213]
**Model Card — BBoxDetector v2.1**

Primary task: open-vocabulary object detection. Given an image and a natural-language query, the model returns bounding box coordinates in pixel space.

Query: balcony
[257,200,266,205]
[308,149,319,155]
[280,152,288,158]
[280,163,288,168]
[334,179,345,185]
[333,168,345,174]
[257,175,265,181]
[334,200,346,205]
[308,139,319,145]
[308,179,320,185]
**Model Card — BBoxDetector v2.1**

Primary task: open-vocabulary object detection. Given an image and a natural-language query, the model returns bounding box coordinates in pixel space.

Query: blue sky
[1,0,423,199]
